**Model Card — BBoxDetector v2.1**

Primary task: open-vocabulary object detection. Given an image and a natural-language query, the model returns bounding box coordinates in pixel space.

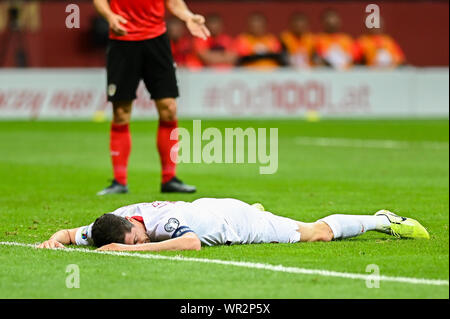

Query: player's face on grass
[123,218,151,245]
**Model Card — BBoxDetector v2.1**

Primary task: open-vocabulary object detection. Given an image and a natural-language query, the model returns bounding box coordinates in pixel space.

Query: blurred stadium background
[0,0,448,120]
[0,1,449,300]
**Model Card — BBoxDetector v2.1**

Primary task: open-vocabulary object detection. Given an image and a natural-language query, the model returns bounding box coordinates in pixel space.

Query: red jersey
[109,0,166,41]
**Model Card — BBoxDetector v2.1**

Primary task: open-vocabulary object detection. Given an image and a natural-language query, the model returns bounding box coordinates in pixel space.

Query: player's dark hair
[91,214,133,247]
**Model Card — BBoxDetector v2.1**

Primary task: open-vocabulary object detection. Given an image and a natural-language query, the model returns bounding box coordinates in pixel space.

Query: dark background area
[0,0,448,67]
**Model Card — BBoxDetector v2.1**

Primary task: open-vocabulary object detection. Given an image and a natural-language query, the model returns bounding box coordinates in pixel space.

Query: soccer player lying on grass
[37,198,430,251]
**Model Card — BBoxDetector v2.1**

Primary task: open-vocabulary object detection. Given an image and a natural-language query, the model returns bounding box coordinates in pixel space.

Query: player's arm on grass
[97,232,201,252]
[166,0,210,40]
[93,0,128,36]
[36,228,79,249]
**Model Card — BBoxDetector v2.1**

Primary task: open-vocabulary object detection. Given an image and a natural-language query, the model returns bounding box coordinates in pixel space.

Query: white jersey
[75,198,300,246]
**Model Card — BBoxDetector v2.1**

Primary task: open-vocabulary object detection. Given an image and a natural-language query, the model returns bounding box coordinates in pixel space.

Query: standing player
[37,198,430,251]
[93,0,210,195]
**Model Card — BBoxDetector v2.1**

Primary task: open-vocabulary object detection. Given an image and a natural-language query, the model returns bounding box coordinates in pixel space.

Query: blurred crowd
[168,9,406,70]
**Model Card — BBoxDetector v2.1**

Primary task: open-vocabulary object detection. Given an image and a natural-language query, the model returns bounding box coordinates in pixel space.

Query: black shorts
[106,32,179,102]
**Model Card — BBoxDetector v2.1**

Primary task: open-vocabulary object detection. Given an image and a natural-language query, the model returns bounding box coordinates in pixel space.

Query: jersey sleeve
[75,224,94,246]
[154,213,195,242]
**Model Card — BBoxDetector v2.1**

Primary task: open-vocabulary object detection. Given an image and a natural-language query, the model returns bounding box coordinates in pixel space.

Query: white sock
[319,214,391,239]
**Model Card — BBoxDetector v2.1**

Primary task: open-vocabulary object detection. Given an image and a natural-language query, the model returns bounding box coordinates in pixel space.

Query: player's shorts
[106,32,179,102]
[255,209,301,244]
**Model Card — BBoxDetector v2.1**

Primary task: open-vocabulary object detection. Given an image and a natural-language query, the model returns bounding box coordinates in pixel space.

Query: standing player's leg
[97,102,133,195]
[155,97,196,193]
[98,40,142,195]
[111,101,132,187]
[98,100,133,195]
[155,98,178,185]
[142,33,196,193]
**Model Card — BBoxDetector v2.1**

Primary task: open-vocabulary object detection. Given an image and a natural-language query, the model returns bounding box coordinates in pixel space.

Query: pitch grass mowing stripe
[1,241,448,287]
[295,137,449,150]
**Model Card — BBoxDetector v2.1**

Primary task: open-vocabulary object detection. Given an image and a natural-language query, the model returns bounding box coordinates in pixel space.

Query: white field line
[1,241,448,287]
[295,137,449,150]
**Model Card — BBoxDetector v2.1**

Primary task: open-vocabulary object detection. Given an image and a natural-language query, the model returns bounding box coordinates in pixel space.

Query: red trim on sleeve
[131,216,144,225]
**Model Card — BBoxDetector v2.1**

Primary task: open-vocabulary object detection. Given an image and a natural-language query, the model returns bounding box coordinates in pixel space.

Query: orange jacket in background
[280,31,315,68]
[356,34,405,67]
[234,33,282,69]
[315,33,357,70]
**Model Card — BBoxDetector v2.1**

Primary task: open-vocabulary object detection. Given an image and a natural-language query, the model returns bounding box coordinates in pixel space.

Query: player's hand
[36,239,65,249]
[107,13,128,36]
[186,14,210,40]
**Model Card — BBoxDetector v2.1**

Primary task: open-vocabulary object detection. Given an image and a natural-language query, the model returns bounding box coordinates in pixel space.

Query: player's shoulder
[110,202,148,216]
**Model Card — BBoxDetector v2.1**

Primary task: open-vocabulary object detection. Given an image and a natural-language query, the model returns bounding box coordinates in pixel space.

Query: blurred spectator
[168,9,408,71]
[315,9,358,70]
[0,0,40,33]
[234,12,285,69]
[0,0,40,67]
[280,12,315,69]
[193,14,237,69]
[167,17,202,69]
[355,18,406,68]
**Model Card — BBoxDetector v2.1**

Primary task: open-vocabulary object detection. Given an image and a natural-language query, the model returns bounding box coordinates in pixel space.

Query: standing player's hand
[36,239,65,249]
[186,14,210,40]
[107,13,128,36]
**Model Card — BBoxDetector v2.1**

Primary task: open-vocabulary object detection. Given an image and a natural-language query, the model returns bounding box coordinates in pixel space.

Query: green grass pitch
[0,118,448,298]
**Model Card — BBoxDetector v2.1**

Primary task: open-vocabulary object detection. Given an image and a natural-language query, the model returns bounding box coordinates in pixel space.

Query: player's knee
[156,98,177,121]
[311,222,334,242]
[112,101,132,124]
